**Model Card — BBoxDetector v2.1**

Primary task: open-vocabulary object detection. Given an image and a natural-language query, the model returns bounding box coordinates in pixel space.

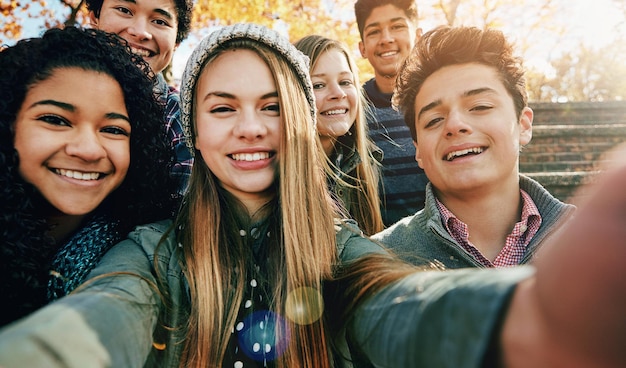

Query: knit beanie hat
[180,23,316,155]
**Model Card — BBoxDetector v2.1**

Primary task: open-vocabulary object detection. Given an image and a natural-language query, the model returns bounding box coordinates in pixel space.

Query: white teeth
[446,147,484,161]
[380,51,397,57]
[231,152,271,161]
[56,169,100,180]
[130,47,151,57]
[323,109,347,116]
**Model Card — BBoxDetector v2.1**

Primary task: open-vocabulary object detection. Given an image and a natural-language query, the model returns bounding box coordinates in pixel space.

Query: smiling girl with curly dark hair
[0,26,180,326]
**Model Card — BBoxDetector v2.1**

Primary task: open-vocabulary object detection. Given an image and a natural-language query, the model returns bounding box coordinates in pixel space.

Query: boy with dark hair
[373,26,575,268]
[354,0,428,226]
[87,0,194,192]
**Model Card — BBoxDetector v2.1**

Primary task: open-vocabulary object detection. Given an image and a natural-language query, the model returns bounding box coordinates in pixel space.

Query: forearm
[347,267,532,368]
[0,284,159,368]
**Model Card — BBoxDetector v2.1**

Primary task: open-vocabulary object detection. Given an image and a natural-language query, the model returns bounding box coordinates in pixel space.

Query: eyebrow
[105,112,131,122]
[118,0,174,21]
[30,99,74,111]
[417,87,496,119]
[364,17,407,32]
[202,91,279,102]
[30,99,130,122]
[311,71,353,79]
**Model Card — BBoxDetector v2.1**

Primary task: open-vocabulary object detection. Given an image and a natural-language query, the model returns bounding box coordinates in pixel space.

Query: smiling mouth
[322,109,348,116]
[130,46,154,58]
[380,51,398,57]
[55,169,102,180]
[230,152,274,162]
[445,147,485,161]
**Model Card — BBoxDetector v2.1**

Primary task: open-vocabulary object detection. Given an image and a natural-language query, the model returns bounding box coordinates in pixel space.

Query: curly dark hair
[0,26,180,320]
[85,0,194,44]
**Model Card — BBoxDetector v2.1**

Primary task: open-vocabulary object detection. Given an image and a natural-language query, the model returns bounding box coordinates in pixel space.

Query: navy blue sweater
[363,78,428,226]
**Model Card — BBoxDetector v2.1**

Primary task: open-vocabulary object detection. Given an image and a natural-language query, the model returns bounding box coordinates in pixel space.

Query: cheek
[194,120,217,151]
[95,16,123,34]
[313,91,325,111]
[157,32,178,53]
[348,92,358,121]
[14,127,46,172]
[110,141,131,176]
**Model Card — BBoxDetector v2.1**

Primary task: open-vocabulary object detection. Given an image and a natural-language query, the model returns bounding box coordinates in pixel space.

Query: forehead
[364,4,411,27]
[416,63,507,104]
[197,49,274,94]
[312,49,351,73]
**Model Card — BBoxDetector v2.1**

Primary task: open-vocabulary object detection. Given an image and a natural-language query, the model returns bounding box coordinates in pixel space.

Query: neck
[319,135,336,157]
[46,214,87,244]
[374,72,397,94]
[437,183,522,261]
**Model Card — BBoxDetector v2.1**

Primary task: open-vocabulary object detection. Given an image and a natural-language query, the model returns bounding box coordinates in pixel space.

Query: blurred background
[2,0,625,102]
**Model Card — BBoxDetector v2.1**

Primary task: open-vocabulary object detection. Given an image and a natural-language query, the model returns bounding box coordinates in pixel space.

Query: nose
[127,19,152,41]
[65,129,107,161]
[233,109,268,140]
[444,110,473,137]
[379,27,394,44]
[327,82,347,100]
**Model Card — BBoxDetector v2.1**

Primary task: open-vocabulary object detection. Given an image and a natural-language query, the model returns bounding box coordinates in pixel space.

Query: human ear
[518,107,533,146]
[88,11,99,27]
[413,140,424,169]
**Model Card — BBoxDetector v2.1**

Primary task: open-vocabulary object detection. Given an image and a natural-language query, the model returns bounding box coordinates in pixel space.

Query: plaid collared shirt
[154,74,193,194]
[436,190,542,267]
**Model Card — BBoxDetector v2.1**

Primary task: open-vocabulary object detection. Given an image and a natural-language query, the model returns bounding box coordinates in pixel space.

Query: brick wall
[521,101,626,203]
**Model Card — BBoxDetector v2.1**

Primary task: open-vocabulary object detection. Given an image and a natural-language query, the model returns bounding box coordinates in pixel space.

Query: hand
[503,145,626,368]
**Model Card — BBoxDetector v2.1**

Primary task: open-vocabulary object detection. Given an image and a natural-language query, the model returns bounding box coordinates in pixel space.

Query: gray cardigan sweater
[373,175,576,268]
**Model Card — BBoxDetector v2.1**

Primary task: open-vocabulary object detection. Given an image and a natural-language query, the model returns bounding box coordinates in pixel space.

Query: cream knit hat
[180,23,315,155]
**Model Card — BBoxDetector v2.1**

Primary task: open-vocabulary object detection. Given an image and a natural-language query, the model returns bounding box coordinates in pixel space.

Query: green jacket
[0,219,532,367]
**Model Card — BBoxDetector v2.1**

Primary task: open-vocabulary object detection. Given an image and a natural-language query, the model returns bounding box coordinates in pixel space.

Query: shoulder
[335,219,388,263]
[519,175,576,214]
[372,212,423,242]
[125,219,178,260]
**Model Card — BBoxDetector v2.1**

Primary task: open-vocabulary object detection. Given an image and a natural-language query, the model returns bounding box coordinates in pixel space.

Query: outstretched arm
[0,237,163,368]
[502,149,626,368]
[343,147,626,367]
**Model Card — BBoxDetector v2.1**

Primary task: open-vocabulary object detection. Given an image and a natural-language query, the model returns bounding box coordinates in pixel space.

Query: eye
[340,79,354,87]
[262,103,280,115]
[470,105,493,112]
[38,114,70,127]
[424,117,443,129]
[114,6,132,15]
[365,29,380,37]
[210,106,235,114]
[153,18,171,27]
[312,82,325,90]
[392,23,407,31]
[101,126,130,136]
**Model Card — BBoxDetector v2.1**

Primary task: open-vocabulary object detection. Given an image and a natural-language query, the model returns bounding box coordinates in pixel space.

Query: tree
[5,0,625,102]
[528,41,626,102]
[0,0,88,45]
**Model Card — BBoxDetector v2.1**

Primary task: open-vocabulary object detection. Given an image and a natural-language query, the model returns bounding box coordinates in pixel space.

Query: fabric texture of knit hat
[180,23,315,155]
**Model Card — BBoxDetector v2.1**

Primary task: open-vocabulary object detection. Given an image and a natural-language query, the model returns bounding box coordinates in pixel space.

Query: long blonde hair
[175,38,338,368]
[294,35,384,235]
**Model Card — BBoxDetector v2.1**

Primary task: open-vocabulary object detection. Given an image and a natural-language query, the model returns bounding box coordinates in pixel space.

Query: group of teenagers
[1,0,625,366]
